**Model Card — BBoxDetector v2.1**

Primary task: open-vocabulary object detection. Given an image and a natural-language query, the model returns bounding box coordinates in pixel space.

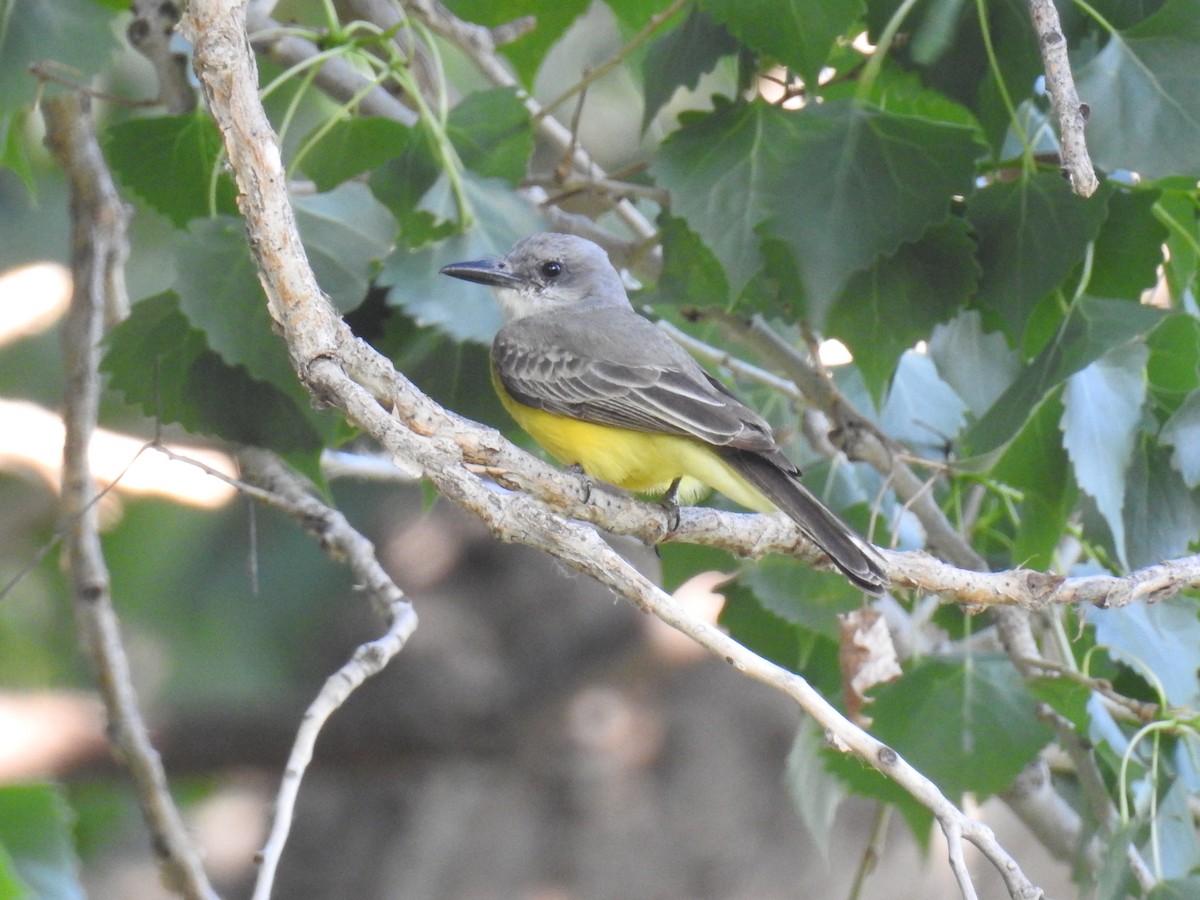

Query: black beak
[439,258,524,288]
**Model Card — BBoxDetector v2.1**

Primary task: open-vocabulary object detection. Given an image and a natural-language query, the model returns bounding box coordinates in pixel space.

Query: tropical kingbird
[440,233,887,593]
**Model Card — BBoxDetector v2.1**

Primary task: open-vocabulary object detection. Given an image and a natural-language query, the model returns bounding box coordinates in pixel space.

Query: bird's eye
[540,260,563,279]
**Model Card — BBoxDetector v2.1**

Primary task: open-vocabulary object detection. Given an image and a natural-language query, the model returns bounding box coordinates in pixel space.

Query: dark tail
[720,448,888,594]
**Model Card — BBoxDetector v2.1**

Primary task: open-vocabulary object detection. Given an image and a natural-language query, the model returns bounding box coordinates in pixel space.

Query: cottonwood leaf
[641,7,736,129]
[868,656,1053,799]
[830,217,978,402]
[966,173,1111,341]
[1161,389,1200,487]
[928,309,1020,418]
[964,297,1163,457]
[699,0,860,87]
[104,112,238,227]
[1122,445,1200,570]
[293,183,396,312]
[1076,0,1200,179]
[1060,341,1148,569]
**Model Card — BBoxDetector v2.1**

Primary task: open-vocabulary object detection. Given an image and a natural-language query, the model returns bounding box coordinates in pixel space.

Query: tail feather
[720,448,887,594]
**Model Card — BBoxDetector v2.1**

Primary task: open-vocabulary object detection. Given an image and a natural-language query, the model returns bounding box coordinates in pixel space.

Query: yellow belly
[495,377,772,512]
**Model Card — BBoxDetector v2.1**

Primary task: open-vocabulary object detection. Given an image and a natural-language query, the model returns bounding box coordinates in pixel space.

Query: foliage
[2,0,1200,895]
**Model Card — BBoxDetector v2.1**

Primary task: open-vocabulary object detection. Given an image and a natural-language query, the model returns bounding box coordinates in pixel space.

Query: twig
[1026,0,1098,197]
[245,6,419,125]
[234,450,418,900]
[43,91,217,900]
[129,0,197,114]
[182,5,1045,895]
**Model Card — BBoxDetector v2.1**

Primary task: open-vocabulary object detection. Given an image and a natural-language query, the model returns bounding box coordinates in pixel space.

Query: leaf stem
[856,0,923,101]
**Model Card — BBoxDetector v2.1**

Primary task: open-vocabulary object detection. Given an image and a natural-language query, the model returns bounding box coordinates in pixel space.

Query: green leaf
[1091,596,1200,708]
[865,0,1039,151]
[879,352,968,459]
[733,555,863,641]
[928,310,1020,418]
[1122,443,1200,570]
[650,214,730,307]
[966,173,1112,340]
[0,0,118,116]
[442,0,590,86]
[699,0,861,87]
[992,392,1076,569]
[652,100,981,321]
[0,783,84,900]
[378,174,548,342]
[656,542,738,592]
[1152,876,1200,899]
[293,183,396,312]
[172,217,296,386]
[869,656,1053,799]
[651,101,774,296]
[785,717,846,860]
[1146,312,1200,417]
[1155,178,1200,301]
[103,112,238,227]
[1089,187,1169,299]
[641,7,736,130]
[1059,341,1148,568]
[446,87,533,184]
[963,296,1164,457]
[1161,389,1200,486]
[829,217,979,402]
[1075,0,1200,179]
[0,110,35,192]
[102,293,325,451]
[300,117,413,192]
[718,577,808,674]
[1026,675,1092,733]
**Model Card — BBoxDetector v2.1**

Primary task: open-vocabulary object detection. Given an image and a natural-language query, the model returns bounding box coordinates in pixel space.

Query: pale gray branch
[43,91,216,900]
[235,449,418,900]
[1027,0,1099,197]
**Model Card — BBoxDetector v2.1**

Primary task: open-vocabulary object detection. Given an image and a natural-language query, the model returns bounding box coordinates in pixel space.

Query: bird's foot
[564,463,592,503]
[659,477,683,533]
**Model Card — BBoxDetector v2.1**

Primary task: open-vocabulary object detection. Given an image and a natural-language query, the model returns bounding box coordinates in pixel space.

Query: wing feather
[493,308,777,452]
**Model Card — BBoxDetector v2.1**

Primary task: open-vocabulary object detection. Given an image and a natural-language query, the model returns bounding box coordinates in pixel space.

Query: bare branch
[234,449,417,900]
[129,0,197,114]
[1027,0,1099,197]
[42,91,216,900]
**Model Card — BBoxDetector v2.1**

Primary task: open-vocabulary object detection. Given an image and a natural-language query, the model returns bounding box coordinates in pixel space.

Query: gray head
[440,233,631,320]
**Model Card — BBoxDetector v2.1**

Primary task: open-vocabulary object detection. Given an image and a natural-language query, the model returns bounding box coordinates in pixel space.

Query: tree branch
[182,5,1051,896]
[234,449,418,900]
[1027,0,1098,197]
[43,91,217,900]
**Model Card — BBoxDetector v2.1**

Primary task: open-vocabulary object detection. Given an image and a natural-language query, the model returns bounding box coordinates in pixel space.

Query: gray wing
[493,307,778,453]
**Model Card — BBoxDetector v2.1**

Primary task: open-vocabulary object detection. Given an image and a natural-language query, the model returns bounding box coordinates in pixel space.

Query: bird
[439,233,887,593]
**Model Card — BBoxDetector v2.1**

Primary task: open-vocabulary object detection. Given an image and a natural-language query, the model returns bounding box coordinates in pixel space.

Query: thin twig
[1026,0,1098,197]
[43,91,216,900]
[235,450,417,900]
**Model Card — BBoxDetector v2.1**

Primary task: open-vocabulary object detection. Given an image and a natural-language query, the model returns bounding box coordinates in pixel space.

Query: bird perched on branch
[440,232,887,593]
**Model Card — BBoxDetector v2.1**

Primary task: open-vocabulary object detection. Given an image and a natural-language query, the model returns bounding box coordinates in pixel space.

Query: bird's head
[440,232,630,320]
